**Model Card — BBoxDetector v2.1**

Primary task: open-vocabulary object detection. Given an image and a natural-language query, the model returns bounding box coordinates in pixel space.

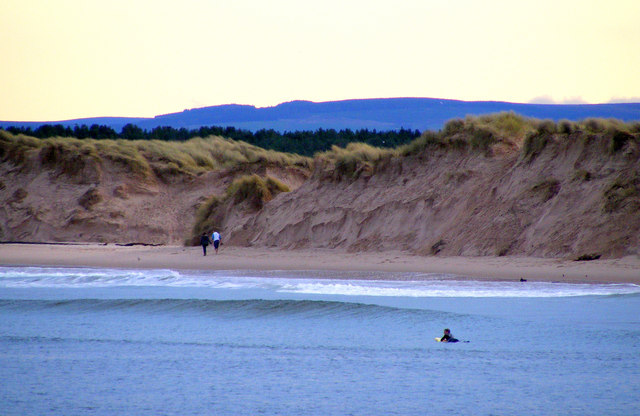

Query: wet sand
[1,243,638,284]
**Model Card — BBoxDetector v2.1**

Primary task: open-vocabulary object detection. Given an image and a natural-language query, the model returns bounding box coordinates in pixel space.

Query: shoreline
[1,243,639,284]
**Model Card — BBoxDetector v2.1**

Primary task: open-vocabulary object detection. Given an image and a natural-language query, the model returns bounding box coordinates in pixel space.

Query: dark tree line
[3,124,421,156]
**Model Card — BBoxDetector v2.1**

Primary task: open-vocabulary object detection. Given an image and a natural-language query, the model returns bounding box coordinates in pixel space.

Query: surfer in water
[439,328,458,343]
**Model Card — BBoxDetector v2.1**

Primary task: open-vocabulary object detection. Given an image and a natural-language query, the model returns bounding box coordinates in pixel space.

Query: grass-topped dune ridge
[313,113,640,180]
[0,131,311,244]
[1,113,639,258]
[0,131,310,180]
[218,113,640,258]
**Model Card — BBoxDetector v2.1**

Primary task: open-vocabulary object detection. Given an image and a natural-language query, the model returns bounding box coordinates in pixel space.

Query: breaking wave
[0,298,454,320]
[1,266,639,298]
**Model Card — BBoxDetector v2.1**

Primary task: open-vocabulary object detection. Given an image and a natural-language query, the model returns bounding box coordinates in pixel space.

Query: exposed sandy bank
[0,133,310,245]
[1,244,638,284]
[235,135,640,258]
[3,119,639,260]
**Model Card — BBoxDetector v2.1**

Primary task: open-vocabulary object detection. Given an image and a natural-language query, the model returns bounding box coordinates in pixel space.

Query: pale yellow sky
[1,0,639,120]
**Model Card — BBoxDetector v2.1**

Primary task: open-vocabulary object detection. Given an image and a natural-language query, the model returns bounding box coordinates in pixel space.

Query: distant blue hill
[2,98,639,132]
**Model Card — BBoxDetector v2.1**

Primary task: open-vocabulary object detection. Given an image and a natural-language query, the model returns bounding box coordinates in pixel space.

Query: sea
[1,266,639,416]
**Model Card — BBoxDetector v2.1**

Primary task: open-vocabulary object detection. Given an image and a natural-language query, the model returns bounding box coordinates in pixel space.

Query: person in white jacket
[211,231,222,254]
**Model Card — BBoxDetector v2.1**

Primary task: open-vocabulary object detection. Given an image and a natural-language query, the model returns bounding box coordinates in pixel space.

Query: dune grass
[318,113,540,179]
[0,130,44,165]
[529,178,561,202]
[602,173,640,213]
[226,174,290,209]
[397,131,443,155]
[522,117,640,160]
[313,113,639,181]
[0,131,312,179]
[316,142,396,179]
[191,195,225,243]
[398,112,538,158]
[444,112,535,149]
[3,113,638,184]
[404,113,639,162]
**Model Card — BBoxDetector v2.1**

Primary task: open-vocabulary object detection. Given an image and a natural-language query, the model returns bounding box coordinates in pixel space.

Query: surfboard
[435,337,463,343]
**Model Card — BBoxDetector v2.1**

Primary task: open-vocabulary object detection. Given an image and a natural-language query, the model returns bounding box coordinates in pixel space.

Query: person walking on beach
[211,231,222,254]
[200,232,212,256]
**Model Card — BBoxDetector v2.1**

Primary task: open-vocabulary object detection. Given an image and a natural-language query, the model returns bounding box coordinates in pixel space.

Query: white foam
[277,280,640,298]
[1,266,638,298]
[0,267,184,288]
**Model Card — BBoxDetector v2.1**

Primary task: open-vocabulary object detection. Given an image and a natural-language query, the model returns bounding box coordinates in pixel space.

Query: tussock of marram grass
[225,174,290,208]
[572,118,639,155]
[398,131,443,156]
[92,140,152,177]
[38,138,103,178]
[400,113,538,157]
[521,118,640,160]
[572,169,592,182]
[190,174,290,244]
[265,176,290,193]
[479,112,533,139]
[558,120,575,135]
[459,112,537,144]
[316,143,396,179]
[0,132,312,178]
[530,178,561,202]
[443,113,538,148]
[173,136,311,171]
[522,131,552,161]
[226,174,273,208]
[0,130,43,164]
[602,173,640,213]
[582,118,608,134]
[608,130,635,154]
[191,195,225,243]
[568,118,634,135]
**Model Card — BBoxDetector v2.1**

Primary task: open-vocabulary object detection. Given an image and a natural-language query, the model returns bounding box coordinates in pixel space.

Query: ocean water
[1,267,639,416]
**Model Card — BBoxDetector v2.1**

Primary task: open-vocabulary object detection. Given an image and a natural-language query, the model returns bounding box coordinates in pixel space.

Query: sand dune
[226,130,640,259]
[0,133,309,245]
[1,117,639,261]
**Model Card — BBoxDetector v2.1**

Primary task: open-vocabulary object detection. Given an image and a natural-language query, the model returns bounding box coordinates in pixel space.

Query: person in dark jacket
[200,233,212,256]
[439,328,458,343]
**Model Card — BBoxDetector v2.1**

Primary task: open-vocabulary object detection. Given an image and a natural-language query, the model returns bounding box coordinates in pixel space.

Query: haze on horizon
[1,0,639,121]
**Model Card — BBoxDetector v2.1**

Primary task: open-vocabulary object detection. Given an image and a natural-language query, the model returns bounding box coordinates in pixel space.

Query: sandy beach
[0,243,638,284]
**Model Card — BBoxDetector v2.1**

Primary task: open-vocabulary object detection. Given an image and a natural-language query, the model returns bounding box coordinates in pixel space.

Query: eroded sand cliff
[2,116,639,259]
